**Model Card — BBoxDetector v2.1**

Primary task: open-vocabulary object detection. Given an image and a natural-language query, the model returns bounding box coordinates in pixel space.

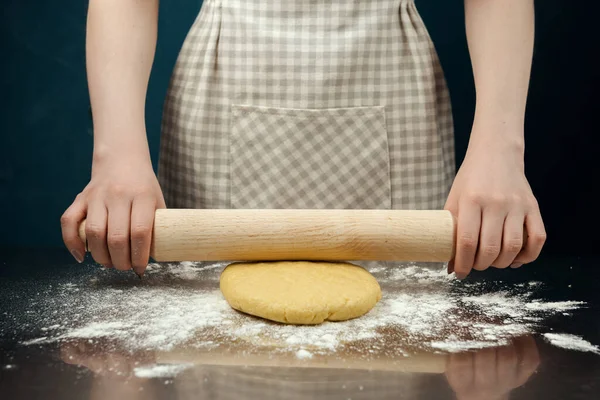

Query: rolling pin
[78,209,455,262]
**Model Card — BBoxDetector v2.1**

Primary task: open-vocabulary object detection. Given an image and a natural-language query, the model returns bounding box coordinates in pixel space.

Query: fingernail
[455,272,467,280]
[71,249,84,263]
[132,268,143,279]
[103,264,113,269]
[510,262,523,269]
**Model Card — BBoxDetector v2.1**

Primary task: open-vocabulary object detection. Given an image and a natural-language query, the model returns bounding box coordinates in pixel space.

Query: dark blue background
[1,1,598,254]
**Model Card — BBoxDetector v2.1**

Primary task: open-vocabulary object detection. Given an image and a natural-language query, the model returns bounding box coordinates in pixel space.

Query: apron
[158,0,455,210]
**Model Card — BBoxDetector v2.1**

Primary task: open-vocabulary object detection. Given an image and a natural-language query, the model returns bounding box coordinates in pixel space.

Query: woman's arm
[445,0,546,279]
[61,0,165,276]
[87,0,158,159]
[466,0,534,137]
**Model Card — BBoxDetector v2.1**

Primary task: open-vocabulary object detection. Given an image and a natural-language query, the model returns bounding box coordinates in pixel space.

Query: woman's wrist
[473,101,525,129]
[466,111,526,165]
[92,140,152,169]
[472,105,525,142]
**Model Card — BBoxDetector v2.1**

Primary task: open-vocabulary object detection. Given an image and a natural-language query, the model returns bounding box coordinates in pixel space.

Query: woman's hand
[445,336,540,400]
[60,338,158,400]
[445,123,546,279]
[60,337,155,378]
[61,151,165,276]
[63,0,162,276]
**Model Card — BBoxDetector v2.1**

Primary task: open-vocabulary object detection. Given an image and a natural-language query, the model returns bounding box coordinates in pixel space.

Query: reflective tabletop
[1,248,599,399]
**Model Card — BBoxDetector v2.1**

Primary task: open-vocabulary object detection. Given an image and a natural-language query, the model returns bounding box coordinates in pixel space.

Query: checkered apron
[159,0,455,210]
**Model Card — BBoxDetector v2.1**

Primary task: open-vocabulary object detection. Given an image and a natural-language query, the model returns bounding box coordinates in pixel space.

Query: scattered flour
[145,261,227,281]
[21,337,48,345]
[134,363,193,378]
[295,349,314,359]
[430,340,502,352]
[388,263,455,283]
[1,261,596,379]
[542,333,600,354]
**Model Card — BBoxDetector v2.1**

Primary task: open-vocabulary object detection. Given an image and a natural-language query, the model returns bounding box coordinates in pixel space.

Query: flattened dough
[219,261,382,325]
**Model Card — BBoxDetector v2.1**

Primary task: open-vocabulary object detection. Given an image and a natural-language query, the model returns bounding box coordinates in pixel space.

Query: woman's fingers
[493,212,525,269]
[107,199,133,271]
[60,156,165,277]
[496,342,519,386]
[85,201,111,267]
[130,195,156,276]
[443,195,458,275]
[473,347,498,388]
[445,352,475,393]
[514,335,541,387]
[514,210,546,266]
[60,195,87,263]
[454,200,482,279]
[473,207,505,271]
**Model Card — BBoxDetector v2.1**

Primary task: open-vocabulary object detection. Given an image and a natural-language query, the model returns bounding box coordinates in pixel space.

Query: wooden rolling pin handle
[77,209,456,262]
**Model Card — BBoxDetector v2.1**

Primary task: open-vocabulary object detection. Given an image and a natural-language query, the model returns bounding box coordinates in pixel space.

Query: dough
[219,261,382,325]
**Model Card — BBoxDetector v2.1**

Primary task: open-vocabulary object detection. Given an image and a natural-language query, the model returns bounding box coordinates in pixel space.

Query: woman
[61,0,546,278]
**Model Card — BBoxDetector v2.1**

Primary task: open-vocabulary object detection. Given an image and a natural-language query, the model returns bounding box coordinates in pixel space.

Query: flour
[134,364,193,378]
[145,261,227,281]
[295,349,314,359]
[430,340,502,352]
[3,261,596,379]
[21,337,49,345]
[461,293,584,321]
[542,333,600,354]
[388,263,455,283]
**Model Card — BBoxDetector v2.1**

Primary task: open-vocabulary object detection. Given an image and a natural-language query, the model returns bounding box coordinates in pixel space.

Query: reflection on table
[59,335,539,400]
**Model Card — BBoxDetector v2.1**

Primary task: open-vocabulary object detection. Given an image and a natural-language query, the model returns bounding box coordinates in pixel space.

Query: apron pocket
[230,105,392,209]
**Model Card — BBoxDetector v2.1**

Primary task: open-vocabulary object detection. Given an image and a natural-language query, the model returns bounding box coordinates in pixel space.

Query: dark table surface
[1,248,599,400]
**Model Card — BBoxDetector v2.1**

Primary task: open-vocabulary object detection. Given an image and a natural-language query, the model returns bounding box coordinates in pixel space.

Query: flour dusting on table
[2,261,596,372]
[134,363,193,378]
[542,333,600,354]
